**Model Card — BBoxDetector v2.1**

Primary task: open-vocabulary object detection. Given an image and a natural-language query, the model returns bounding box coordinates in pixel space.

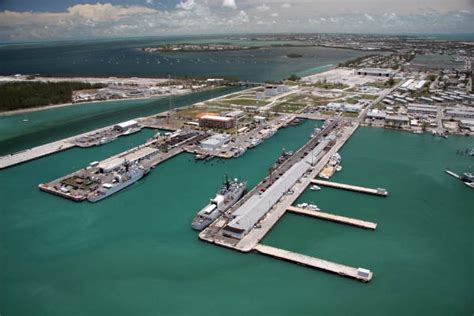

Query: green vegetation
[0,81,104,112]
[367,78,399,89]
[360,94,378,100]
[311,80,349,90]
[321,111,337,116]
[337,54,377,67]
[219,99,270,107]
[427,74,437,82]
[273,102,307,113]
[345,98,359,104]
[342,112,359,118]
[287,74,301,81]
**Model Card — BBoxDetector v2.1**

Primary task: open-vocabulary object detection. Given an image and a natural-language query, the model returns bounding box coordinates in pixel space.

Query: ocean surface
[0,122,472,315]
[0,37,368,81]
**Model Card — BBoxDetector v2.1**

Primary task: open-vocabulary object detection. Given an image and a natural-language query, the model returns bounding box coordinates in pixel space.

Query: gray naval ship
[192,176,247,231]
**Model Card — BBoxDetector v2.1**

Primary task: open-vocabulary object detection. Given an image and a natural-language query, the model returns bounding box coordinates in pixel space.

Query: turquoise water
[0,38,367,81]
[0,87,240,155]
[1,123,472,315]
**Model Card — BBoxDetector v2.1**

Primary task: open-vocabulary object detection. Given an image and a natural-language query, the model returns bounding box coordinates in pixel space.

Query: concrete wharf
[254,244,373,282]
[0,139,75,169]
[0,122,137,170]
[287,206,377,230]
[311,179,388,196]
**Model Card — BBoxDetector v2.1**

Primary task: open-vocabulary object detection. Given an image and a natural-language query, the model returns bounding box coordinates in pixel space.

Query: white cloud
[222,0,237,9]
[0,1,474,40]
[256,4,270,12]
[145,0,153,4]
[281,3,291,9]
[176,0,196,10]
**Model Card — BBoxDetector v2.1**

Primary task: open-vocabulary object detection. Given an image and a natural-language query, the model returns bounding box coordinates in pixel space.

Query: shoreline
[0,95,169,117]
[0,87,229,117]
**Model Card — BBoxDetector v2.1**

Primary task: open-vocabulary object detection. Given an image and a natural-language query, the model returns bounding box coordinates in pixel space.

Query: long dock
[287,206,377,230]
[254,244,373,282]
[311,179,388,197]
[0,140,75,169]
[0,123,123,169]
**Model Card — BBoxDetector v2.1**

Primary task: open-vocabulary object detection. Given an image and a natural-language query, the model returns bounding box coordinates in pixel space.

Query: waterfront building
[200,134,230,151]
[199,115,236,129]
[326,102,363,113]
[367,109,387,120]
[385,115,409,126]
[113,120,138,133]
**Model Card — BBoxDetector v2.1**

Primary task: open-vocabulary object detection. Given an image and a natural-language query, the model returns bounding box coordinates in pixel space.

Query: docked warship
[87,162,148,202]
[192,176,247,231]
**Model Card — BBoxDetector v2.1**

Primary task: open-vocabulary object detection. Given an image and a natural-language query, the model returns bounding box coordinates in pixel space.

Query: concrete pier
[254,244,373,282]
[0,140,75,169]
[287,206,377,230]
[311,179,388,197]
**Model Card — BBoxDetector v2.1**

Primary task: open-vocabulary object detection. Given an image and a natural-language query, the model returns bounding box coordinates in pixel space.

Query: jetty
[311,179,388,196]
[287,206,377,230]
[254,244,373,282]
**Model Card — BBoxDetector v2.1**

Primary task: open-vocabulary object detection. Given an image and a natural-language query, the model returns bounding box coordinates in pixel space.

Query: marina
[198,119,383,281]
[1,113,472,316]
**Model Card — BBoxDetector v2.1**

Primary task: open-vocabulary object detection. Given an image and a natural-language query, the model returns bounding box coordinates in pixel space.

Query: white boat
[310,185,321,191]
[308,204,320,211]
[335,165,342,172]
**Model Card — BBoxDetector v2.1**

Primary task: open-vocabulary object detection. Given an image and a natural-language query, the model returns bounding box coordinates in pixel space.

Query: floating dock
[287,206,377,230]
[254,244,373,282]
[445,169,460,179]
[311,179,388,197]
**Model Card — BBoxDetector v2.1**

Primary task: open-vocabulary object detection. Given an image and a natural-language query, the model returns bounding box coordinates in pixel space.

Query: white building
[200,134,230,151]
[446,108,474,119]
[326,102,363,113]
[114,120,138,133]
[407,104,438,116]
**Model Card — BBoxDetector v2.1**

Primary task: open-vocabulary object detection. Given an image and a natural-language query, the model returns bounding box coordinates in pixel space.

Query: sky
[0,0,473,41]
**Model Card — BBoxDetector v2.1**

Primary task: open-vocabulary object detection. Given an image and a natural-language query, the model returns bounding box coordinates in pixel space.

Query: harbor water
[1,122,472,315]
[0,38,368,81]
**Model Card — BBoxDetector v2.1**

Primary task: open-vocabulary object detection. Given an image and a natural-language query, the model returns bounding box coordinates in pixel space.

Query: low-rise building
[407,104,438,116]
[386,115,409,126]
[199,115,236,129]
[114,120,138,133]
[445,108,474,119]
[356,68,396,77]
[326,102,363,113]
[200,134,230,151]
[367,109,387,120]
[224,110,245,119]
